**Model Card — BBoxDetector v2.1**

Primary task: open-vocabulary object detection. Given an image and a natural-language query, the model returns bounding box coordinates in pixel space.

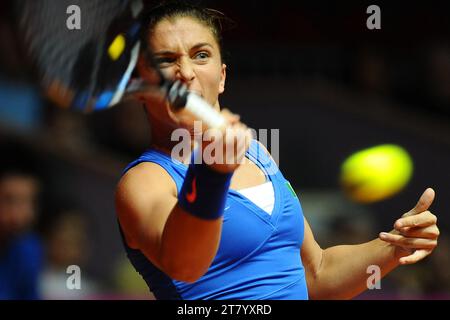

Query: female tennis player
[115,1,439,299]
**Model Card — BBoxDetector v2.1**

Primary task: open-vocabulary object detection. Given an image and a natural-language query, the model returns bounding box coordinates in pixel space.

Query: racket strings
[14,0,139,109]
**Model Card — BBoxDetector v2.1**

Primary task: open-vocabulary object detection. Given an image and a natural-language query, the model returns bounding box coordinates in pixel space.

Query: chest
[212,174,305,269]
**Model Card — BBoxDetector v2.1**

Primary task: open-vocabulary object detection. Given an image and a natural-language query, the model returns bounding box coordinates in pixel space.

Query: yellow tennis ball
[340,144,413,203]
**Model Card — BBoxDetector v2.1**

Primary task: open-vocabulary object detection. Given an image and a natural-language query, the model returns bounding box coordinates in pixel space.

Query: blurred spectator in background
[0,80,43,132]
[0,2,44,133]
[0,142,43,299]
[39,206,100,300]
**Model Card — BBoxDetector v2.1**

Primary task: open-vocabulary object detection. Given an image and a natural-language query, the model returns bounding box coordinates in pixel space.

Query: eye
[193,51,210,61]
[154,56,176,67]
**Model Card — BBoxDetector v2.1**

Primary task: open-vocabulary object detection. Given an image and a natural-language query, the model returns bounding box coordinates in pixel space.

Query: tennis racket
[12,0,226,129]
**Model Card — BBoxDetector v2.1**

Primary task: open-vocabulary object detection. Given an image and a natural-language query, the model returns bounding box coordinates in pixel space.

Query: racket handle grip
[168,81,227,129]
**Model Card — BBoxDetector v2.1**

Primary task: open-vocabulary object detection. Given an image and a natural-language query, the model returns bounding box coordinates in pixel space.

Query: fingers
[195,107,252,173]
[220,108,240,125]
[403,188,435,217]
[135,88,165,101]
[394,210,437,229]
[398,225,440,239]
[223,124,247,165]
[382,188,439,266]
[379,232,438,250]
[399,249,432,265]
[203,119,252,173]
[245,127,254,149]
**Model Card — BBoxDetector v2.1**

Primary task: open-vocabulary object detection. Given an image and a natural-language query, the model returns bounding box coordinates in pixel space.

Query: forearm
[311,238,401,299]
[159,158,232,282]
[159,204,223,283]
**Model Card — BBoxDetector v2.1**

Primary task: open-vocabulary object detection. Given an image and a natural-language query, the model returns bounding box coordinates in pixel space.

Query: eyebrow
[153,42,213,56]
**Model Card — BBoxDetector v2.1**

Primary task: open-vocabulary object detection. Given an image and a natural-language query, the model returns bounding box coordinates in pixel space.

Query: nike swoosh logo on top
[186,177,197,203]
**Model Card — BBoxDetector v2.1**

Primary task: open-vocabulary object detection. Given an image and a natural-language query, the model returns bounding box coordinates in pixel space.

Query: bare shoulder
[116,162,177,201]
[115,162,177,248]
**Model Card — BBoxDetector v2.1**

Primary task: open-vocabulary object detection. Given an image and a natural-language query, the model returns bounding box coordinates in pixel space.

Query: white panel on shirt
[236,181,275,215]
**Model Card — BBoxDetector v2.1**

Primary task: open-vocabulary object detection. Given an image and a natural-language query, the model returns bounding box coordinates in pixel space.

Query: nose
[176,57,195,83]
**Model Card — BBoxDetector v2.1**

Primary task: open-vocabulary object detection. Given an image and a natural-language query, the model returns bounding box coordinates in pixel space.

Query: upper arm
[301,216,324,297]
[115,162,178,270]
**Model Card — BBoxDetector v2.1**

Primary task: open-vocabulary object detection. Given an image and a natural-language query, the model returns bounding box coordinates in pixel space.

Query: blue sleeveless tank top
[118,140,308,300]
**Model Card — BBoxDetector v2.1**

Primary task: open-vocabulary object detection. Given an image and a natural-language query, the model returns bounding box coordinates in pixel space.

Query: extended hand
[379,188,439,265]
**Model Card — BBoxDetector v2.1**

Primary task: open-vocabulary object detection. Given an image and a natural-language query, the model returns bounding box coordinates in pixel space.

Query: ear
[218,63,227,94]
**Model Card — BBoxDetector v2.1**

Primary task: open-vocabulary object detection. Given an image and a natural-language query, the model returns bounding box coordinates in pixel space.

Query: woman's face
[138,16,226,128]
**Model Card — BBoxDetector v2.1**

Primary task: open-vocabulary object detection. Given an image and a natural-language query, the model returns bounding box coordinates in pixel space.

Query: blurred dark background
[0,0,449,299]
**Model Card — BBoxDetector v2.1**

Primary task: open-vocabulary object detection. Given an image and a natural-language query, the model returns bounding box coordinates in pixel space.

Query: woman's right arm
[115,162,224,283]
[116,110,251,283]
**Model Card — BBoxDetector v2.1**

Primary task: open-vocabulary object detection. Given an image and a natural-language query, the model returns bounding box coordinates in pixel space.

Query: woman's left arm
[302,188,439,299]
